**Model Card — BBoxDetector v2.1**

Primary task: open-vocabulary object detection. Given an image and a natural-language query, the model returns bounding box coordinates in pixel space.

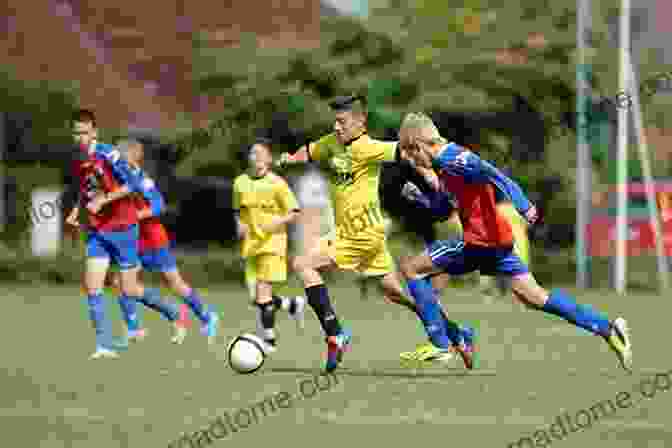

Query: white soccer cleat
[89,347,120,360]
[607,317,633,372]
[261,340,277,355]
[290,296,306,329]
[171,323,187,345]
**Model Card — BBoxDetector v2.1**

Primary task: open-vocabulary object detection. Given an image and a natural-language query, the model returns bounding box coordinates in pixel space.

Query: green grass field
[2,281,670,448]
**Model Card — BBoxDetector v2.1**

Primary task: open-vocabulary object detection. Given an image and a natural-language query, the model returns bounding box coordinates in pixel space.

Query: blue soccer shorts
[139,246,177,273]
[86,225,140,271]
[424,238,529,277]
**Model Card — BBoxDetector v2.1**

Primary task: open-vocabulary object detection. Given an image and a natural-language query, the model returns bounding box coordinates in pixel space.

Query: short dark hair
[72,109,96,127]
[328,95,367,113]
[237,137,273,167]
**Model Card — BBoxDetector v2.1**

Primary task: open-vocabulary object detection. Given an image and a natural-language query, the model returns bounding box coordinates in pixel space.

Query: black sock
[305,284,341,337]
[256,302,277,331]
[288,297,297,315]
[271,295,284,310]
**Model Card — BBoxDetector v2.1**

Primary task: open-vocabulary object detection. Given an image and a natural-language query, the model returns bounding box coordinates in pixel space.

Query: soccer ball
[227,333,266,374]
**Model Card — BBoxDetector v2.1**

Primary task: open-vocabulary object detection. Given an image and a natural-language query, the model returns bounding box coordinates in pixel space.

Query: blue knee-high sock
[134,288,178,321]
[422,278,461,345]
[542,289,611,336]
[407,278,451,349]
[87,292,112,349]
[118,294,140,332]
[181,288,209,324]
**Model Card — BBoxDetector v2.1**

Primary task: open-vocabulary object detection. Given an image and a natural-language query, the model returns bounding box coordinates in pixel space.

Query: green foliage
[0,67,79,146]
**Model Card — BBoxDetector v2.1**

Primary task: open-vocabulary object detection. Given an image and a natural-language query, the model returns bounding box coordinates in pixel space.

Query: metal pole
[615,0,631,294]
[576,0,592,288]
[628,60,670,291]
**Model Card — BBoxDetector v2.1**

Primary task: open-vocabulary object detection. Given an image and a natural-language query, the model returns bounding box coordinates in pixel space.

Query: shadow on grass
[266,366,496,378]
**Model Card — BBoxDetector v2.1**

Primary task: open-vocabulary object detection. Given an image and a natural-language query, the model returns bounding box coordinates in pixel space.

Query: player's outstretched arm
[276,145,311,168]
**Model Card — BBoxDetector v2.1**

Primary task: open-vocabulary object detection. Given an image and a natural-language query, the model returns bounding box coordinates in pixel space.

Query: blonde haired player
[233,139,306,354]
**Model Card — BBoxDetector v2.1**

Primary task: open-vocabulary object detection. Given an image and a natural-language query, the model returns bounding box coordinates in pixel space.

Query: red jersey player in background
[68,110,188,358]
[397,112,632,372]
[114,139,219,344]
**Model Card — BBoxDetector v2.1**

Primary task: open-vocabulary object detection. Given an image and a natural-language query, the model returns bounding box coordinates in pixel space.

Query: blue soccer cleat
[326,328,352,373]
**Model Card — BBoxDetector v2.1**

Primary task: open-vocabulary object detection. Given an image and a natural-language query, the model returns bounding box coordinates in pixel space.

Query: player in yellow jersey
[277,95,465,371]
[233,139,306,354]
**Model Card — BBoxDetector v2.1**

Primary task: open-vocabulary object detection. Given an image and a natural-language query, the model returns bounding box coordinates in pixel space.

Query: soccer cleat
[171,324,187,345]
[262,340,278,355]
[128,328,148,343]
[606,317,632,372]
[201,310,220,345]
[326,328,352,373]
[89,347,120,359]
[400,342,455,364]
[450,325,477,369]
[290,296,306,329]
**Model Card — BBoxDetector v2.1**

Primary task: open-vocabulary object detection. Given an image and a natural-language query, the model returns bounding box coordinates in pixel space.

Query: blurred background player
[233,139,306,354]
[116,138,219,344]
[69,109,157,359]
[398,112,632,372]
[68,123,190,352]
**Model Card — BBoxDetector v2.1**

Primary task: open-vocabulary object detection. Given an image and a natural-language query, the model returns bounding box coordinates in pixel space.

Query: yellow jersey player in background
[233,139,306,354]
[277,95,468,371]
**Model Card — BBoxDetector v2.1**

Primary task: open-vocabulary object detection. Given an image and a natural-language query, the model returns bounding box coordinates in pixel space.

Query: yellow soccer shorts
[318,233,394,277]
[244,253,287,297]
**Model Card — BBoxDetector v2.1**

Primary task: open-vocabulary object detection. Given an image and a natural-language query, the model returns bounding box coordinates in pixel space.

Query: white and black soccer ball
[227,333,266,374]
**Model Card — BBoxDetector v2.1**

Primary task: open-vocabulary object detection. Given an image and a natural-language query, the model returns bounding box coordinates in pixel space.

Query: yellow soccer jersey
[309,133,396,238]
[233,172,299,258]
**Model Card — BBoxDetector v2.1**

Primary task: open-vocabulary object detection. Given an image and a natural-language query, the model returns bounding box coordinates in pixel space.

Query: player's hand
[524,205,539,226]
[86,194,106,214]
[237,223,249,240]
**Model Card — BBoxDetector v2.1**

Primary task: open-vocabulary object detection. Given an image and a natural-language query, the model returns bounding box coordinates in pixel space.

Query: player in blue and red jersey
[115,139,219,344]
[396,112,632,372]
[70,109,187,359]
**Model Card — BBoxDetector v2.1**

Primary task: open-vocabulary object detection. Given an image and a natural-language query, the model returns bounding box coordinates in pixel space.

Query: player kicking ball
[233,139,306,354]
[397,112,632,372]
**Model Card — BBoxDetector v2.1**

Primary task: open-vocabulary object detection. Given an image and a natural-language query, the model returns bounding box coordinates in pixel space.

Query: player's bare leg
[84,257,119,359]
[292,251,351,372]
[510,273,632,371]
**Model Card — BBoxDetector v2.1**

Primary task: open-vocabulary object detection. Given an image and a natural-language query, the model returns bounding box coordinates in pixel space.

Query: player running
[379,157,475,362]
[397,112,633,372]
[114,139,220,344]
[233,139,306,354]
[277,95,466,371]
[70,109,185,359]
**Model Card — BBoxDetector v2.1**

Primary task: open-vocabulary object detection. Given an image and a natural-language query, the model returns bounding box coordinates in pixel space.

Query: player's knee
[398,257,417,279]
[291,255,308,273]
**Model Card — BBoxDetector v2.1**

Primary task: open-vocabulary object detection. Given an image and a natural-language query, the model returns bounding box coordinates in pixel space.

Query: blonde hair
[400,112,446,144]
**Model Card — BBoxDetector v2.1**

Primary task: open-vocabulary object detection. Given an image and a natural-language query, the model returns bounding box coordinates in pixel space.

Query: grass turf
[2,282,670,448]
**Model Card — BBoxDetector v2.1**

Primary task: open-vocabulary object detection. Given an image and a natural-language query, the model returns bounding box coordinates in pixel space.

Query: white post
[576,0,592,288]
[615,0,631,294]
[30,189,63,257]
[628,61,670,291]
